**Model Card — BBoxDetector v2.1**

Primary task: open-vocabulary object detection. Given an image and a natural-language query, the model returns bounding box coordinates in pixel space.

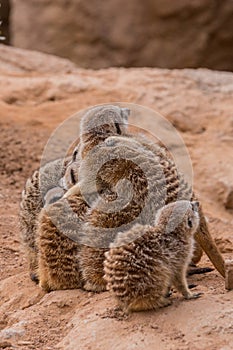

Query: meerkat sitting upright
[104,200,202,312]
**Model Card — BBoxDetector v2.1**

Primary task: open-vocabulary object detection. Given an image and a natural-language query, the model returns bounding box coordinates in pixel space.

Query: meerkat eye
[70,168,76,185]
[72,149,78,162]
[114,122,121,135]
[188,217,193,228]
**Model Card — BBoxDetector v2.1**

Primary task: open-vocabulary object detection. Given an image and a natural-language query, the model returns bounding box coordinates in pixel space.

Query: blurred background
[1,0,233,70]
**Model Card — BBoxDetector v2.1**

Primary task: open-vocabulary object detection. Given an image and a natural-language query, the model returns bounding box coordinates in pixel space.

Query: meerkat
[29,105,130,289]
[20,104,130,284]
[37,186,89,291]
[104,200,202,312]
[19,157,72,282]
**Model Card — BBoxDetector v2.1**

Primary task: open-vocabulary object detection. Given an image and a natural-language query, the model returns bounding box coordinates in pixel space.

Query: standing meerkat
[104,200,202,312]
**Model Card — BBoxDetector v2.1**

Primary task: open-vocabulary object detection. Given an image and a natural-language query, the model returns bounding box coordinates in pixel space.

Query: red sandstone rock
[11,0,233,70]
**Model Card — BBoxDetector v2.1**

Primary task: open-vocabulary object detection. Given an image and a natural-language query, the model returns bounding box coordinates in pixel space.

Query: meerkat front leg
[38,256,51,292]
[79,247,107,293]
[173,268,202,300]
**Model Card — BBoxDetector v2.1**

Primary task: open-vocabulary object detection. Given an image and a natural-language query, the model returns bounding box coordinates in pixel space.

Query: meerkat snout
[186,201,200,232]
[104,138,117,147]
[120,107,130,121]
[191,201,199,212]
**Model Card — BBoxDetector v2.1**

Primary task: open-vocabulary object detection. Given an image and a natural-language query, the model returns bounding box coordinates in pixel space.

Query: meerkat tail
[195,208,225,278]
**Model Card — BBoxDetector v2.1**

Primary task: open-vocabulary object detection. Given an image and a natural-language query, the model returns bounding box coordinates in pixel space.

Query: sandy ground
[0,46,233,350]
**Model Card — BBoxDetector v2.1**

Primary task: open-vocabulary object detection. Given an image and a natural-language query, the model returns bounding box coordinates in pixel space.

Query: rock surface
[0,45,233,349]
[11,0,233,70]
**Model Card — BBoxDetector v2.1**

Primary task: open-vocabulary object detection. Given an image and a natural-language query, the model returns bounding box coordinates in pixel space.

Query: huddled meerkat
[22,105,131,287]
[104,200,202,312]
[19,157,71,282]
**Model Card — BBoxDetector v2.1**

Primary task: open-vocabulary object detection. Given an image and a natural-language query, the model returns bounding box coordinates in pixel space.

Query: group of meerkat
[20,104,225,312]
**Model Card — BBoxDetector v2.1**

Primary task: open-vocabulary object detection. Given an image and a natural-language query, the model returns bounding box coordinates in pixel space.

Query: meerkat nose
[121,108,130,120]
[191,201,199,212]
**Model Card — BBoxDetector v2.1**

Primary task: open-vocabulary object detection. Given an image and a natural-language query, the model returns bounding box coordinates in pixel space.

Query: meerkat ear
[191,201,199,212]
[121,108,130,122]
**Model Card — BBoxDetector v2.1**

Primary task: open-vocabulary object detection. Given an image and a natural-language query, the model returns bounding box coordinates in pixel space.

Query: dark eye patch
[70,168,76,185]
[114,122,121,135]
[72,149,78,162]
[188,218,193,228]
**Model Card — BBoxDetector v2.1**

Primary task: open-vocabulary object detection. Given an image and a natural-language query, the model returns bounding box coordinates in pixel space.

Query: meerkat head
[80,105,130,140]
[154,200,200,235]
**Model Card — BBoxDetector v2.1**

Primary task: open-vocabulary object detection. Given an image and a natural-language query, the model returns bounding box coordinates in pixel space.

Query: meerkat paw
[127,296,171,312]
[157,296,172,308]
[185,292,203,300]
[39,279,51,292]
[83,281,107,293]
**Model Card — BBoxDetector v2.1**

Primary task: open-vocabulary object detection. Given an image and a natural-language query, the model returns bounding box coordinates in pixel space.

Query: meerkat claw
[186,292,203,300]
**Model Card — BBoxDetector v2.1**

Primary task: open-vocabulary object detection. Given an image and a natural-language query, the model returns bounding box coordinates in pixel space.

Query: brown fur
[104,200,201,312]
[37,190,89,291]
[19,157,71,281]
